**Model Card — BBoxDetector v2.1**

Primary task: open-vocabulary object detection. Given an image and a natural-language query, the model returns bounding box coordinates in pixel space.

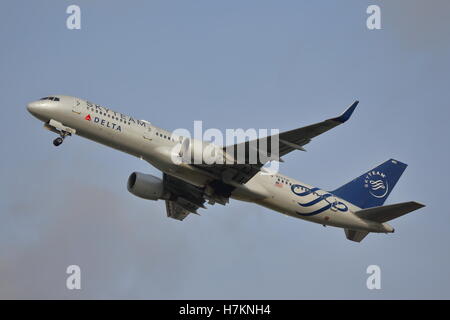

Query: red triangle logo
[85,114,91,121]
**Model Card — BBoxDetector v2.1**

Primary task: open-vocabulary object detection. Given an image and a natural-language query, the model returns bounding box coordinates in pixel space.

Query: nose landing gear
[53,137,64,146]
[52,131,70,147]
[44,119,76,147]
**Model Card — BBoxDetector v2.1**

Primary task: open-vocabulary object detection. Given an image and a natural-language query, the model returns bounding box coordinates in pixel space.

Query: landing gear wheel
[53,137,63,146]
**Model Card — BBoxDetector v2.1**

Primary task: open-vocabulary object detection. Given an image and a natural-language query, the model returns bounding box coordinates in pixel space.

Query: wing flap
[163,174,207,221]
[165,200,191,221]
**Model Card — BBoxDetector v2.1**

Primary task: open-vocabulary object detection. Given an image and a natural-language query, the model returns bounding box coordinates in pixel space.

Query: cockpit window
[40,96,60,101]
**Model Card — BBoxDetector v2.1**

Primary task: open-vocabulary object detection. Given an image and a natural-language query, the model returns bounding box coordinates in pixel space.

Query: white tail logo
[365,171,389,198]
[369,179,385,190]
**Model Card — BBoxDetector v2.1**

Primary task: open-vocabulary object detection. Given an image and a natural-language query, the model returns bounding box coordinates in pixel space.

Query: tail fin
[331,159,408,209]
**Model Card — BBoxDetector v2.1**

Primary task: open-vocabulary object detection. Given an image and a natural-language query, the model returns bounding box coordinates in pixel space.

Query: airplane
[26,95,425,242]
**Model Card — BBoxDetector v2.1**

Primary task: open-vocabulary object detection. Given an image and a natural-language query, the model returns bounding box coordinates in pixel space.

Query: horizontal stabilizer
[345,229,369,242]
[355,201,425,223]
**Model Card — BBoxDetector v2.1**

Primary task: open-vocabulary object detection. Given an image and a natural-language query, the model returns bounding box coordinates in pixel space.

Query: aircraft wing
[163,173,207,221]
[226,100,359,161]
[195,101,359,185]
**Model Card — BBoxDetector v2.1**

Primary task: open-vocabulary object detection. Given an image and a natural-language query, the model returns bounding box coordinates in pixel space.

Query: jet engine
[127,172,168,200]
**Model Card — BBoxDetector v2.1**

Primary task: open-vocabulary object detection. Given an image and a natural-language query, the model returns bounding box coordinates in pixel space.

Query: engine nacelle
[127,172,166,200]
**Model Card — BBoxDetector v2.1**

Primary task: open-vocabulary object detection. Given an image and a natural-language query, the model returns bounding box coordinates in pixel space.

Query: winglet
[333,100,359,123]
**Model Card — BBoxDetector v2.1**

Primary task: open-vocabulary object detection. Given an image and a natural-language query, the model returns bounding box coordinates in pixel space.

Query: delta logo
[84,113,122,131]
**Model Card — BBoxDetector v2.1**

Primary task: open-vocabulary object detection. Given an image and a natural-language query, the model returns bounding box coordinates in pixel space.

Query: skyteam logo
[364,171,388,198]
[291,184,348,216]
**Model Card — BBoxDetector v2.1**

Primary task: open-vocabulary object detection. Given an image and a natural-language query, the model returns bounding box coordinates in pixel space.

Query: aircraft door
[143,126,153,141]
[72,99,82,114]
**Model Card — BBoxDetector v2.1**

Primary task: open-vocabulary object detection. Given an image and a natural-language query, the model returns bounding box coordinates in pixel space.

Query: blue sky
[1,0,449,299]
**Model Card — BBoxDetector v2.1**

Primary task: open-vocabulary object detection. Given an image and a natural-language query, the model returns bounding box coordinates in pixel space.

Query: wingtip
[334,100,359,123]
[413,201,426,209]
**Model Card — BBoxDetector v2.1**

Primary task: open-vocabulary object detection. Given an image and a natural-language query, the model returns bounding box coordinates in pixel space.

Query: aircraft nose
[26,100,52,121]
[26,100,49,118]
[26,101,40,114]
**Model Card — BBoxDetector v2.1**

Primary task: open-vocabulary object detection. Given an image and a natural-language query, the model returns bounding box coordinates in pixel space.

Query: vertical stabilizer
[332,159,407,209]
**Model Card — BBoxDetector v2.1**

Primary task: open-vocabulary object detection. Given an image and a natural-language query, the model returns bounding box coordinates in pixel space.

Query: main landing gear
[53,131,70,147]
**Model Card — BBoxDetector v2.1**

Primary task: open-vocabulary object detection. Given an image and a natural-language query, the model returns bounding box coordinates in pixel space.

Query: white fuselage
[27,95,393,233]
